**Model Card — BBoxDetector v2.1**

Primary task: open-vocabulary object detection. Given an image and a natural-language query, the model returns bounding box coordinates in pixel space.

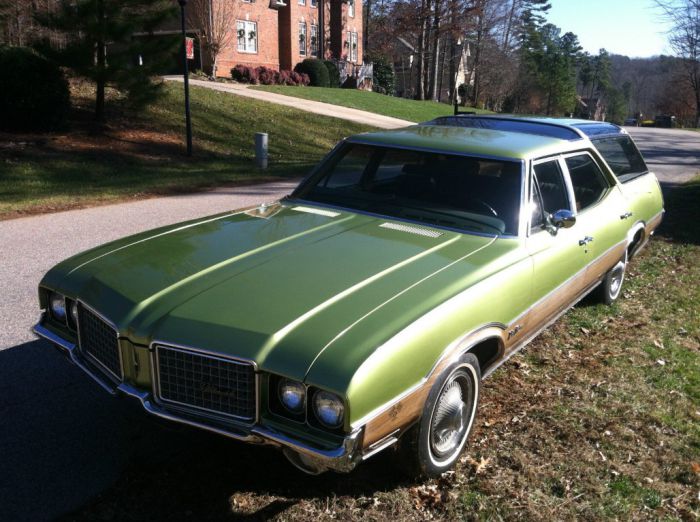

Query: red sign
[185,37,195,60]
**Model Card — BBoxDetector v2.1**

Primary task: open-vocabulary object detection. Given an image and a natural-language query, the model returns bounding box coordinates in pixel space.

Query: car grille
[155,345,256,422]
[77,305,122,380]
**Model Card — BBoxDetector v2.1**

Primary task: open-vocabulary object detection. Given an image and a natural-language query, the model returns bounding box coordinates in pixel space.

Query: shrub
[324,60,340,88]
[231,64,259,84]
[0,46,70,132]
[256,66,280,85]
[231,64,309,86]
[365,53,395,95]
[294,58,329,87]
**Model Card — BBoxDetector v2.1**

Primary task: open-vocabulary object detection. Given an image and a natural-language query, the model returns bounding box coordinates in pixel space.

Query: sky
[546,0,672,58]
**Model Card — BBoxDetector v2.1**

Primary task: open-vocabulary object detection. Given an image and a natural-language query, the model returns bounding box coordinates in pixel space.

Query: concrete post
[255,132,268,169]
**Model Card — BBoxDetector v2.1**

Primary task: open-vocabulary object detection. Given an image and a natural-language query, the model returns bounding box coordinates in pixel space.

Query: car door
[562,152,629,285]
[524,156,589,334]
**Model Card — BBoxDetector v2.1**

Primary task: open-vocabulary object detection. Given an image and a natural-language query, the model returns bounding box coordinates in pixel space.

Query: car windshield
[293,143,523,236]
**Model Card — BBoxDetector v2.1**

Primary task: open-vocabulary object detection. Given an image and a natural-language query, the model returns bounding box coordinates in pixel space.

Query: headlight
[67,300,79,329]
[49,293,66,322]
[278,379,306,414]
[313,390,344,428]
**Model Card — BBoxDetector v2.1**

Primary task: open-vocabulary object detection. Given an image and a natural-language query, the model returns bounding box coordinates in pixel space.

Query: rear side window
[565,154,610,211]
[593,136,648,182]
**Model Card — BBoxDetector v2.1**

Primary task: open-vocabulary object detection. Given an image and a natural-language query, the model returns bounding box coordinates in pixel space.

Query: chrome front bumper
[33,322,363,474]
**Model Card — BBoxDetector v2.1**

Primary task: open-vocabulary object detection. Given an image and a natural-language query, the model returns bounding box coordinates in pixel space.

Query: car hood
[45,201,496,379]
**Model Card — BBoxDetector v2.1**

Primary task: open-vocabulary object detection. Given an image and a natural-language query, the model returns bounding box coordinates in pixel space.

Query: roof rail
[425,114,586,141]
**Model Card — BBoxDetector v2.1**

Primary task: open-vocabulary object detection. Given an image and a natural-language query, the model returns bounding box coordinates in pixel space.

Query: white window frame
[348,0,355,17]
[237,20,258,54]
[350,31,358,62]
[310,24,318,56]
[299,22,307,56]
[298,0,305,5]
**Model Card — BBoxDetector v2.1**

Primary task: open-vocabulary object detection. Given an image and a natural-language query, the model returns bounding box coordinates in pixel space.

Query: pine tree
[35,0,178,123]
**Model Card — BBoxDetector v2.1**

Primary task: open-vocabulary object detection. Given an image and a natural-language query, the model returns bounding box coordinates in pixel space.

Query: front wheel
[396,353,481,478]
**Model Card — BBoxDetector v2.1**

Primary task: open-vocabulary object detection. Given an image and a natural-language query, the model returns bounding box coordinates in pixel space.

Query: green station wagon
[34,116,663,477]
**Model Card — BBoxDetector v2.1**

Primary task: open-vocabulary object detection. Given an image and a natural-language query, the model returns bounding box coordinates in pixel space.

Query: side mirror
[550,209,576,229]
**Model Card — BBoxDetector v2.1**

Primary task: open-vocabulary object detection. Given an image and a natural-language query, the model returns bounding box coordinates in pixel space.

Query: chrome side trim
[362,430,400,460]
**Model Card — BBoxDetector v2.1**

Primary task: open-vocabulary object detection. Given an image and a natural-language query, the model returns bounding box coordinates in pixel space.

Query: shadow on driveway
[1,339,408,521]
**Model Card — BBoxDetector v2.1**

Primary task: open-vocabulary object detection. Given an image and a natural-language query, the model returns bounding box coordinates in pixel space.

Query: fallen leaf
[691,462,700,474]
[581,327,590,335]
[653,339,665,349]
[656,359,666,366]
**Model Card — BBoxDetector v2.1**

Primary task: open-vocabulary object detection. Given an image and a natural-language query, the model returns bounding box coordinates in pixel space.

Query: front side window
[348,0,355,17]
[310,0,317,6]
[299,22,307,56]
[294,144,523,236]
[565,154,610,211]
[530,160,570,232]
[299,0,305,4]
[237,20,257,53]
[592,136,648,183]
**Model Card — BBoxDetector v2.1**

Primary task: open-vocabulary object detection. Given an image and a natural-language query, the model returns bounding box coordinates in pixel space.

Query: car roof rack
[426,104,626,141]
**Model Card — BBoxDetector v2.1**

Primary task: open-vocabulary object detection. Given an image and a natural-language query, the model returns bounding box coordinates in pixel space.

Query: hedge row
[231,65,310,86]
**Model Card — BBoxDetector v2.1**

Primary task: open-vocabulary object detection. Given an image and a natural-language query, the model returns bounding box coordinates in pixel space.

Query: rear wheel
[396,353,480,478]
[598,252,627,305]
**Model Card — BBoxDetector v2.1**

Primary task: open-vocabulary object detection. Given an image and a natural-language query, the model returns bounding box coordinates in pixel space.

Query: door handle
[620,211,634,220]
[578,236,594,246]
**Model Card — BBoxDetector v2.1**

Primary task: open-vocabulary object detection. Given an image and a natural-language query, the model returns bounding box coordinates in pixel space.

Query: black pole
[178,0,193,156]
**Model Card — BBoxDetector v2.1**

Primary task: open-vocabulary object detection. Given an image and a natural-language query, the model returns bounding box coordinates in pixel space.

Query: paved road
[164,76,413,129]
[0,125,697,521]
[625,127,700,184]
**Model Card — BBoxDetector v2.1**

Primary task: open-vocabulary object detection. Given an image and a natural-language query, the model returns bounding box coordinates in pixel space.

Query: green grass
[0,83,373,218]
[250,85,491,123]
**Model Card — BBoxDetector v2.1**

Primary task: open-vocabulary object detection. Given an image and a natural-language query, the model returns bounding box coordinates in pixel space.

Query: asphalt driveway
[0,127,697,521]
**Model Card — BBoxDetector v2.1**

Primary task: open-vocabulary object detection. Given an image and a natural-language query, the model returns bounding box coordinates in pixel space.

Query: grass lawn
[64,178,699,521]
[251,85,491,123]
[0,82,373,219]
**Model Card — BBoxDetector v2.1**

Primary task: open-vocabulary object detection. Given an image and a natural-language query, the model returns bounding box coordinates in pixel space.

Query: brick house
[186,0,363,78]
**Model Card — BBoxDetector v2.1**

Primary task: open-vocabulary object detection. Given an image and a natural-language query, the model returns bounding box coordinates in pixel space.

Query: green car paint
[35,121,664,472]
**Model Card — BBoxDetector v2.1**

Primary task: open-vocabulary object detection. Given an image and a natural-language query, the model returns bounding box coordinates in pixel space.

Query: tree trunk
[415,0,428,100]
[428,0,441,101]
[95,0,106,123]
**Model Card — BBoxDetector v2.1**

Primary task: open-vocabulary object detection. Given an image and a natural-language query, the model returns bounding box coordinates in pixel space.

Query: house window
[350,31,358,62]
[299,22,307,56]
[348,0,355,17]
[310,0,317,7]
[299,0,305,5]
[310,24,318,57]
[237,20,257,53]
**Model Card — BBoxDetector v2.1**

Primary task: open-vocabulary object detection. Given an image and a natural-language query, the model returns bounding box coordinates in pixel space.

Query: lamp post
[178,0,193,156]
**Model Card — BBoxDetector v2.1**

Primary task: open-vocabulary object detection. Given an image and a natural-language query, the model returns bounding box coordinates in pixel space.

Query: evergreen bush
[0,46,70,132]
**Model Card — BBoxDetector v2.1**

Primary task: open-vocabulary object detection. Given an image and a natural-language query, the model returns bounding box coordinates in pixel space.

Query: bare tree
[657,0,700,126]
[187,0,237,77]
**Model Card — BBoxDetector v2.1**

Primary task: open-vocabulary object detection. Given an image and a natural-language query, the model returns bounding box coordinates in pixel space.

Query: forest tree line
[365,0,700,126]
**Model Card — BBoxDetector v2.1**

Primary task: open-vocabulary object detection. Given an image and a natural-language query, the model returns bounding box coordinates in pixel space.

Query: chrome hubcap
[610,264,624,297]
[430,377,469,457]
